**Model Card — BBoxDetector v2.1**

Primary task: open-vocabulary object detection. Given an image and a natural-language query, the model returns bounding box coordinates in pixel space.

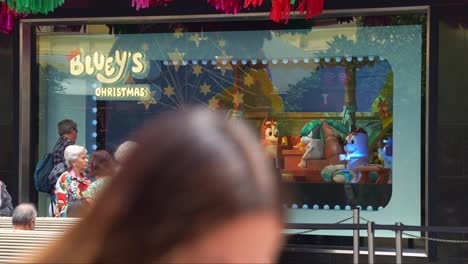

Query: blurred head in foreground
[32,108,284,263]
[113,140,138,164]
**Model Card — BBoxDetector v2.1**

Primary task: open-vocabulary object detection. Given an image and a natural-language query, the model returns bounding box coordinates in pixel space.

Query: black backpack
[34,142,69,194]
[33,153,55,193]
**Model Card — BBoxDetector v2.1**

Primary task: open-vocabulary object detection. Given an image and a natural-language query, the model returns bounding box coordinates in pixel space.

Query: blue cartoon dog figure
[321,128,369,183]
[378,137,393,183]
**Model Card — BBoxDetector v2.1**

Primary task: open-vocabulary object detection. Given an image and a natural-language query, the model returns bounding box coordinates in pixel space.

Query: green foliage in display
[39,65,69,94]
[283,71,321,112]
[372,72,393,113]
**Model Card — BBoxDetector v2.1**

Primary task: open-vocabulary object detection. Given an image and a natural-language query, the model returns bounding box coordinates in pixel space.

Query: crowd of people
[46,119,139,217]
[4,108,286,263]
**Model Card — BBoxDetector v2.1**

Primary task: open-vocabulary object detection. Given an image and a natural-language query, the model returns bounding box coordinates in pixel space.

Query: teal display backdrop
[286,25,422,237]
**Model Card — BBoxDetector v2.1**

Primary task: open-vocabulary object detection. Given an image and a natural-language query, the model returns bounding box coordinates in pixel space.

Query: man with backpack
[53,119,78,166]
[50,119,79,216]
[33,119,78,215]
[49,119,78,193]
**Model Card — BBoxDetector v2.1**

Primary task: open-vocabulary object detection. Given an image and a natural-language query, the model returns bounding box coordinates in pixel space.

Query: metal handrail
[286,209,468,264]
[287,222,468,233]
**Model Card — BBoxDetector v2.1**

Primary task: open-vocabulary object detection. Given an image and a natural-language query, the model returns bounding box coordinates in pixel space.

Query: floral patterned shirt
[54,169,91,217]
[82,177,109,200]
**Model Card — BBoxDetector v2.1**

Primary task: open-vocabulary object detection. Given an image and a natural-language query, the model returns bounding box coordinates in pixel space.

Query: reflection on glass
[37,17,424,219]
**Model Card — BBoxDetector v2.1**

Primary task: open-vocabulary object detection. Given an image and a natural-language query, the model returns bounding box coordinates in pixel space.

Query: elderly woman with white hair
[54,145,91,217]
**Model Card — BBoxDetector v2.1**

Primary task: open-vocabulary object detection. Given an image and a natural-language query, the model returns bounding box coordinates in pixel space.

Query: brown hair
[32,108,283,263]
[90,150,116,177]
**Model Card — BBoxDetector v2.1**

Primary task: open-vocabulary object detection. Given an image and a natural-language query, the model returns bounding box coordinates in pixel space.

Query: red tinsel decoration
[149,0,172,6]
[297,0,324,19]
[270,0,324,23]
[129,0,324,24]
[270,0,291,23]
[243,0,263,8]
[207,0,243,14]
[0,2,22,34]
[132,0,172,10]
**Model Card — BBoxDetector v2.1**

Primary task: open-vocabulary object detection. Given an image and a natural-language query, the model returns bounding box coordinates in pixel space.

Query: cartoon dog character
[261,118,279,159]
[298,126,324,168]
[378,137,393,183]
[339,128,369,183]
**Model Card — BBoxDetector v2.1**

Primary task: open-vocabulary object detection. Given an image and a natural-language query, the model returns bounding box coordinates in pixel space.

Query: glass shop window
[36,15,424,219]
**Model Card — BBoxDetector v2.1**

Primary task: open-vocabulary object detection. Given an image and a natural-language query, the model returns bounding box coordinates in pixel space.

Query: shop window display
[37,16,424,235]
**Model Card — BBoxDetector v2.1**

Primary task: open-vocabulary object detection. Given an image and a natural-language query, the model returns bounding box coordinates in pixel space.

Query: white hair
[12,203,37,226]
[64,145,87,167]
[114,141,138,163]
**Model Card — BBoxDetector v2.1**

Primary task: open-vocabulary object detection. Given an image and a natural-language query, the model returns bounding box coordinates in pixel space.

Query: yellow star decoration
[141,43,150,51]
[218,39,226,48]
[232,92,245,108]
[200,82,211,96]
[168,48,185,71]
[215,52,233,76]
[190,33,208,47]
[192,64,203,76]
[208,97,220,111]
[138,90,157,110]
[174,27,184,39]
[163,85,175,97]
[243,74,254,87]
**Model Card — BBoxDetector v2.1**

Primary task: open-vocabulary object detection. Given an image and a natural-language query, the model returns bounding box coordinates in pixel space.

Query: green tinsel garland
[1,0,65,14]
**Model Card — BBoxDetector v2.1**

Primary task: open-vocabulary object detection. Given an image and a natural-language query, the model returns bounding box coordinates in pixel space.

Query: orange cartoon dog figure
[261,118,279,159]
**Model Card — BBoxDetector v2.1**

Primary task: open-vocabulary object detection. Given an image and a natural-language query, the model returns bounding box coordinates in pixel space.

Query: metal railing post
[353,208,360,264]
[395,222,403,264]
[367,221,375,264]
